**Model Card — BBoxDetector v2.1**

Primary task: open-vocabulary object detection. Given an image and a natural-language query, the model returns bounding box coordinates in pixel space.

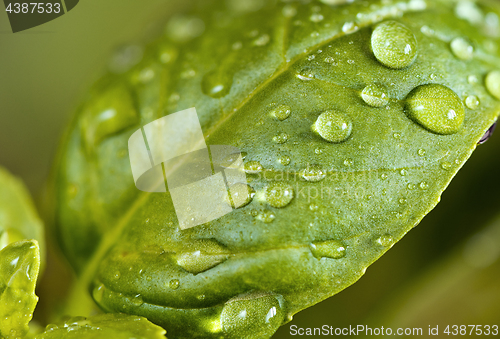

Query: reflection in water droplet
[371,21,418,69]
[361,84,389,107]
[485,70,500,100]
[313,111,352,143]
[202,70,233,98]
[273,132,289,144]
[266,182,294,208]
[271,105,292,121]
[376,235,394,247]
[405,84,465,135]
[450,37,474,61]
[310,240,346,259]
[300,165,326,182]
[244,161,264,174]
[169,279,180,290]
[465,95,480,110]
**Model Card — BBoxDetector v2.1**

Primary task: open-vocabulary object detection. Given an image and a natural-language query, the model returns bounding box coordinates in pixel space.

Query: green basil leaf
[34,314,166,339]
[0,240,40,339]
[54,0,500,338]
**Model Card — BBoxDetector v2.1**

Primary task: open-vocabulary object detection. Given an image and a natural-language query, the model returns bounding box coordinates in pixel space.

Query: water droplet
[113,271,121,280]
[479,121,497,144]
[343,159,353,167]
[282,4,297,18]
[485,70,500,100]
[371,21,418,69]
[314,148,323,155]
[310,240,346,259]
[131,294,144,306]
[419,181,429,189]
[244,161,264,174]
[450,37,474,61]
[176,242,229,274]
[342,22,358,34]
[361,83,389,107]
[376,234,394,247]
[266,182,294,208]
[313,110,352,143]
[407,183,415,190]
[300,165,326,182]
[202,70,233,98]
[393,132,401,139]
[45,324,59,331]
[380,173,388,180]
[278,155,291,166]
[417,149,426,156]
[269,104,292,122]
[405,84,465,135]
[169,279,180,290]
[309,203,319,211]
[441,161,452,170]
[229,183,255,208]
[310,13,324,23]
[221,293,284,338]
[256,210,276,223]
[465,95,480,110]
[253,34,270,46]
[324,56,337,65]
[468,75,479,85]
[400,169,408,176]
[273,132,289,144]
[399,198,407,204]
[296,68,315,81]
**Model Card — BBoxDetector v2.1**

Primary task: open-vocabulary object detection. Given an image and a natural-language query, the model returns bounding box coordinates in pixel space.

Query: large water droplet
[300,165,326,182]
[313,111,352,143]
[405,84,465,135]
[310,240,346,259]
[265,182,294,208]
[371,21,418,69]
[361,84,389,107]
[270,105,292,121]
[450,37,474,61]
[221,293,284,338]
[485,70,500,100]
[202,70,233,98]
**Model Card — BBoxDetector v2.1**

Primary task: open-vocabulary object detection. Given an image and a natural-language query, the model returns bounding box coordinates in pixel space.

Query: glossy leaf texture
[0,240,40,339]
[34,314,166,339]
[54,0,500,338]
[0,167,45,260]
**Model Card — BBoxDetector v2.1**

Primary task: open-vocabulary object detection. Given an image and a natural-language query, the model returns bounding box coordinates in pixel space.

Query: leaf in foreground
[0,240,40,339]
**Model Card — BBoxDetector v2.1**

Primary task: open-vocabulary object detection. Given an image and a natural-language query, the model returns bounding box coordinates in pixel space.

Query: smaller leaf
[0,240,40,339]
[35,313,166,339]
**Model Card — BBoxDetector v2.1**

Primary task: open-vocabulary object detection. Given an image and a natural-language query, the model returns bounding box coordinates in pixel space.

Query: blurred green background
[0,1,499,337]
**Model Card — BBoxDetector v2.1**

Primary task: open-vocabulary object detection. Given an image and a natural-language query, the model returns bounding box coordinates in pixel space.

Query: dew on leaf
[376,235,394,247]
[244,161,264,174]
[300,165,326,182]
[450,37,474,61]
[310,240,346,259]
[371,21,417,69]
[256,210,276,223]
[405,84,465,135]
[361,83,389,107]
[485,70,500,100]
[201,70,233,98]
[278,155,291,166]
[270,105,292,121]
[465,95,480,110]
[313,110,352,143]
[266,182,294,208]
[229,183,255,208]
[169,279,180,290]
[273,132,289,144]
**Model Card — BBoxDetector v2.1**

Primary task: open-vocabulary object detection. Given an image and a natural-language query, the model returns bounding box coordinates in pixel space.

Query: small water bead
[400,169,408,176]
[441,161,452,170]
[113,271,121,280]
[485,70,500,100]
[450,37,474,61]
[314,148,323,155]
[465,95,480,110]
[131,294,144,306]
[201,70,233,98]
[342,22,358,34]
[399,198,407,204]
[361,84,389,107]
[253,34,270,47]
[271,105,291,121]
[343,159,353,167]
[376,234,394,247]
[405,84,465,135]
[419,181,429,189]
[257,210,276,223]
[310,240,346,259]
[300,165,326,182]
[273,132,289,144]
[310,13,324,23]
[278,155,291,166]
[313,110,352,143]
[407,183,416,190]
[418,149,426,156]
[266,182,294,208]
[309,203,319,211]
[371,21,418,69]
[169,279,180,290]
[468,75,479,85]
[244,161,264,174]
[296,68,315,81]
[393,132,401,139]
[229,183,255,208]
[380,173,388,180]
[324,57,337,65]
